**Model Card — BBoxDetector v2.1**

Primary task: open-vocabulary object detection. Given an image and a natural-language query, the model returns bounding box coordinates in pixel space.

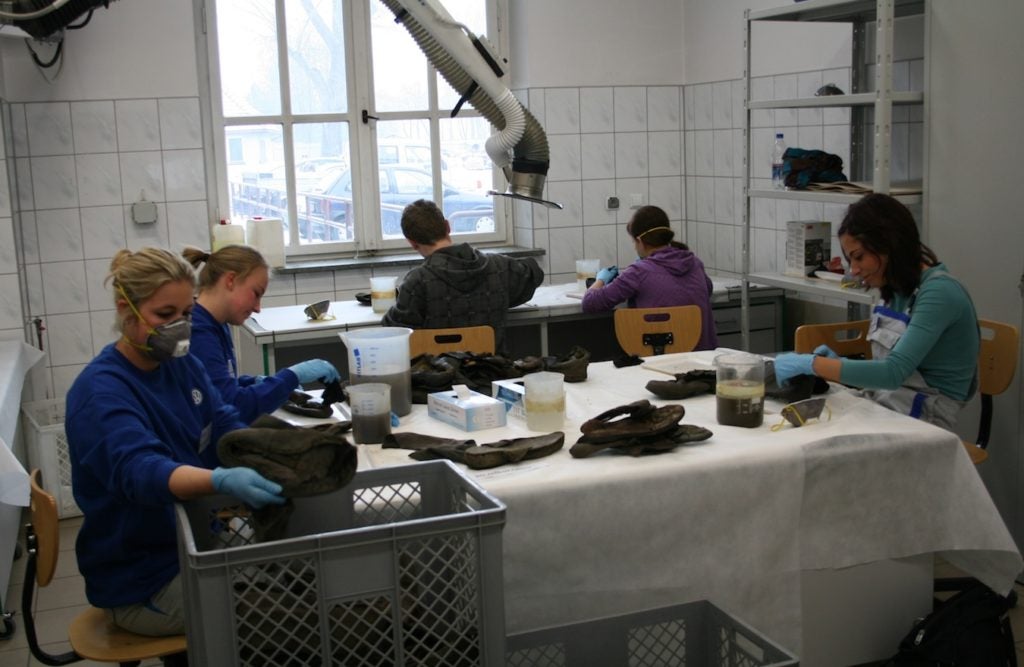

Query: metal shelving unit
[739,0,928,348]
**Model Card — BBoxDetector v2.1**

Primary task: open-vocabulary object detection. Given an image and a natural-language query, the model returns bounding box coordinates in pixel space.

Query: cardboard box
[491,379,527,421]
[785,221,831,277]
[428,385,507,431]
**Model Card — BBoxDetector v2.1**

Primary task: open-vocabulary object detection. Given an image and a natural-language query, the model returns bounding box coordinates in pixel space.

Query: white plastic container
[245,217,286,267]
[339,327,413,416]
[211,221,245,251]
[524,371,565,431]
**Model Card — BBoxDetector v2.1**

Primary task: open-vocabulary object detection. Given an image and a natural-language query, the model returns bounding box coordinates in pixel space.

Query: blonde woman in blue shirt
[774,194,979,431]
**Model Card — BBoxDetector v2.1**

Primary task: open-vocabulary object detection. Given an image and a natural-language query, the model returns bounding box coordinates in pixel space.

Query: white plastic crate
[21,399,80,519]
[176,459,507,666]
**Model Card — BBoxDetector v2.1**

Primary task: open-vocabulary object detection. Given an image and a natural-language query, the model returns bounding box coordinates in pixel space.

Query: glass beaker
[524,371,565,431]
[715,353,765,428]
[339,327,413,416]
[347,383,392,444]
[575,259,599,291]
[370,276,397,314]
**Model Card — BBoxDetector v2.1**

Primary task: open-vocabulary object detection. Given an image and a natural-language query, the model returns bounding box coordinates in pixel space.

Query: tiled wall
[1,59,922,400]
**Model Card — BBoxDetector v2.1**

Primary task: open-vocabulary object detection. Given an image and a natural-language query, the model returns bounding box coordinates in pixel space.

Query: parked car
[311,164,495,236]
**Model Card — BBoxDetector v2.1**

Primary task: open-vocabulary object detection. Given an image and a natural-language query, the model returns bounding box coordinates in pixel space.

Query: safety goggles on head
[771,397,831,431]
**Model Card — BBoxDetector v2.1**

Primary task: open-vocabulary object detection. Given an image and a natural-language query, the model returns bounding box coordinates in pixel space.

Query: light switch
[629,193,644,209]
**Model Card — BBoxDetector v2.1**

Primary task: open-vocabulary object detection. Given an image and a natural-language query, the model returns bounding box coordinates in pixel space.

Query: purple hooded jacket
[581,246,718,351]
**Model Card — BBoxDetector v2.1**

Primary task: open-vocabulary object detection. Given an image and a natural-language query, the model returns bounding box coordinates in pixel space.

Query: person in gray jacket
[382,199,544,353]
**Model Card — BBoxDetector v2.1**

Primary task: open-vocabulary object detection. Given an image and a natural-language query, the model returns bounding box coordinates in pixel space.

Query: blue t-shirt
[66,343,246,608]
[190,302,298,423]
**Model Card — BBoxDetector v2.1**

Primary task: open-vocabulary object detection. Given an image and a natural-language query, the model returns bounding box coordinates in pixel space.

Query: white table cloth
[284,350,1022,656]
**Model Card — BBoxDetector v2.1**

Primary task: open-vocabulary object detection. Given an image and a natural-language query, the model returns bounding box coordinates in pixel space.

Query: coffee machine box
[785,221,831,277]
[428,385,507,431]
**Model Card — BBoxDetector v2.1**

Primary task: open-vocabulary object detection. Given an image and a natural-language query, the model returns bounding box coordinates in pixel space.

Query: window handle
[362,110,379,124]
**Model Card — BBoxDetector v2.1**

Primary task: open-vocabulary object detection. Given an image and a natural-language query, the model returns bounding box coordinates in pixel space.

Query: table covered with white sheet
[297,350,1021,661]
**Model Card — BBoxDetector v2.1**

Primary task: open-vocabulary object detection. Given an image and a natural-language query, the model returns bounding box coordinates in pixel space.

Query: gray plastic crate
[505,600,798,667]
[175,460,506,667]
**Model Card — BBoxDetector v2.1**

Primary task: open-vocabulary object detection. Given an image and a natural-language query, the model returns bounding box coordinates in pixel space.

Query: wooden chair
[409,325,496,357]
[962,319,1019,465]
[22,469,188,666]
[613,305,702,356]
[794,319,871,358]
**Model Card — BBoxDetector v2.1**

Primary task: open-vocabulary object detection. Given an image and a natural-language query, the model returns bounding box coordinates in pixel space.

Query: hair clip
[771,397,830,431]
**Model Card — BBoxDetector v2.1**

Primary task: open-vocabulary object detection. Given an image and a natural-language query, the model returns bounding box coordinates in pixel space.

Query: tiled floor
[1,515,1022,666]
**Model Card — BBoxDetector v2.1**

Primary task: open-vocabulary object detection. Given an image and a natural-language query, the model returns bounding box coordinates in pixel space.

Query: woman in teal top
[774,194,979,430]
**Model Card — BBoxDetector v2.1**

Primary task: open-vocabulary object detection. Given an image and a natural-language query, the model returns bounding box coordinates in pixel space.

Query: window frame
[198,0,511,260]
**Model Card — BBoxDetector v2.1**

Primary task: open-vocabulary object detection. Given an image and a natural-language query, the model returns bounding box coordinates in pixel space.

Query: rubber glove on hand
[773,353,817,386]
[813,344,839,359]
[211,467,286,508]
[596,266,619,284]
[288,359,341,385]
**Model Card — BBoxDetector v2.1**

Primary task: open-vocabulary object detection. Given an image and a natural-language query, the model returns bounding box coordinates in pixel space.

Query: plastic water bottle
[771,132,786,190]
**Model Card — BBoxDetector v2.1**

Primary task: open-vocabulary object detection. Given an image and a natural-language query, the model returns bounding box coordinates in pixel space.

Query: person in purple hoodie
[581,205,718,350]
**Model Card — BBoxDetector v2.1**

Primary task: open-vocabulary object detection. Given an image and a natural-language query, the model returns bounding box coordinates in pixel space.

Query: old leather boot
[463,432,565,469]
[578,400,684,443]
[645,369,717,400]
[545,345,591,382]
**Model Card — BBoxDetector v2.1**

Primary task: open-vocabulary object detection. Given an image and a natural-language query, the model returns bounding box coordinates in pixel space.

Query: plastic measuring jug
[338,327,413,416]
[347,383,392,444]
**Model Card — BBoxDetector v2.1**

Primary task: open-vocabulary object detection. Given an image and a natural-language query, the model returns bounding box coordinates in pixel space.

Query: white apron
[857,269,977,432]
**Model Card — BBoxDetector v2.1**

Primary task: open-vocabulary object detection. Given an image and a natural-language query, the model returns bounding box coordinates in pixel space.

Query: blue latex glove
[813,344,839,359]
[288,359,341,384]
[773,353,817,386]
[596,266,619,284]
[252,375,268,384]
[391,412,400,427]
[211,467,286,508]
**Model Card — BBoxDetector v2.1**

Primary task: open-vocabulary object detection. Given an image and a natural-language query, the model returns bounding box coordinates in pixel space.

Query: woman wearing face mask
[182,245,341,424]
[773,193,980,430]
[581,205,718,350]
[66,247,286,639]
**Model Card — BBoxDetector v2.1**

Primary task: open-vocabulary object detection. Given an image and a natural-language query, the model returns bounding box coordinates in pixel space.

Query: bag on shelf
[781,147,847,189]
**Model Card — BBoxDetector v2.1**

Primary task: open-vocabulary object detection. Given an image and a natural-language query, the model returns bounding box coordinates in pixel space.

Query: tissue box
[428,387,507,431]
[785,221,831,277]
[491,379,526,421]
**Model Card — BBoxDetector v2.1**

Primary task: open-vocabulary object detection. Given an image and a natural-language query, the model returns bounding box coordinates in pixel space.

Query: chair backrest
[28,468,60,588]
[977,319,1019,397]
[794,319,872,358]
[613,305,702,356]
[409,325,496,357]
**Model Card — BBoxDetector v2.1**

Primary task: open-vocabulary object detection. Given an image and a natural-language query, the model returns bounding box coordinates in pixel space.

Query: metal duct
[378,0,561,209]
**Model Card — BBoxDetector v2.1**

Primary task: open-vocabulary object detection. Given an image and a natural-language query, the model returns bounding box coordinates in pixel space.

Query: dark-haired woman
[581,205,717,350]
[183,245,340,424]
[774,193,979,430]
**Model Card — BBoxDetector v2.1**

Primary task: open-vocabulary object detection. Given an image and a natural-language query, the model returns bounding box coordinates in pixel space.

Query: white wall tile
[15,157,33,211]
[75,153,122,207]
[615,177,649,225]
[582,224,617,268]
[265,272,296,297]
[52,364,86,398]
[10,104,28,157]
[580,87,614,133]
[116,100,160,152]
[684,131,696,174]
[696,221,716,267]
[159,98,202,150]
[694,130,714,177]
[23,262,43,316]
[45,312,94,365]
[716,224,737,273]
[20,212,39,263]
[712,81,733,130]
[613,87,646,132]
[26,103,73,156]
[0,161,10,218]
[31,156,79,209]
[695,176,714,222]
[731,80,745,130]
[683,86,695,130]
[580,133,615,180]
[71,101,117,154]
[713,129,733,177]
[163,149,206,201]
[752,227,777,274]
[544,88,580,134]
[81,206,126,259]
[714,177,735,224]
[119,151,165,203]
[547,226,584,276]
[692,84,713,131]
[0,218,14,270]
[647,86,680,132]
[36,208,83,262]
[84,258,113,311]
[41,260,88,314]
[649,177,683,221]
[614,133,648,179]
[546,135,581,181]
[167,200,211,252]
[0,274,20,329]
[296,271,335,295]
[546,181,583,229]
[648,132,681,177]
[525,88,546,125]
[581,179,618,227]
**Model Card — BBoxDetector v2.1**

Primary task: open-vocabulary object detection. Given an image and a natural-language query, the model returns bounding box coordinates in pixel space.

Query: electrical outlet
[606,196,620,210]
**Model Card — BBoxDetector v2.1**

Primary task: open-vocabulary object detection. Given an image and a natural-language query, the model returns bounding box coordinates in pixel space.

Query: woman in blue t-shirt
[66,247,285,638]
[774,194,979,430]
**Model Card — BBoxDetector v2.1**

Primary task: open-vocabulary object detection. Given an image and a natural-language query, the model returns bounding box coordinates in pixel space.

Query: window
[202,0,507,257]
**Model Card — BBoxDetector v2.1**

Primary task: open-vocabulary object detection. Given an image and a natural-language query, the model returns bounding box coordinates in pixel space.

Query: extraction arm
[378,0,562,209]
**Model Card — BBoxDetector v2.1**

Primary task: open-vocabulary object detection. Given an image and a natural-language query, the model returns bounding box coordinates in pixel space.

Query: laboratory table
[237,279,784,377]
[286,350,1023,666]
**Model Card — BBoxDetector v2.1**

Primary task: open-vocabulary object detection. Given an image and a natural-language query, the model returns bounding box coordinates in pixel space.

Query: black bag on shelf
[781,147,847,188]
[884,583,1016,667]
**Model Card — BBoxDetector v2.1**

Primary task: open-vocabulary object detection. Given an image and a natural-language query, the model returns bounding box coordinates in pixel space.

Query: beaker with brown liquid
[715,353,765,428]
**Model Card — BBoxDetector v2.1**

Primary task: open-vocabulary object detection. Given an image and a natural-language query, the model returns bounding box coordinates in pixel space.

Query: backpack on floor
[885,583,1016,667]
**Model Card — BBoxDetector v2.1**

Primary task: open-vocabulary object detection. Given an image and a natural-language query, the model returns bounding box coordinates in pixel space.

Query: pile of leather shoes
[570,399,712,458]
[382,431,565,470]
[645,369,717,400]
[513,345,591,383]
